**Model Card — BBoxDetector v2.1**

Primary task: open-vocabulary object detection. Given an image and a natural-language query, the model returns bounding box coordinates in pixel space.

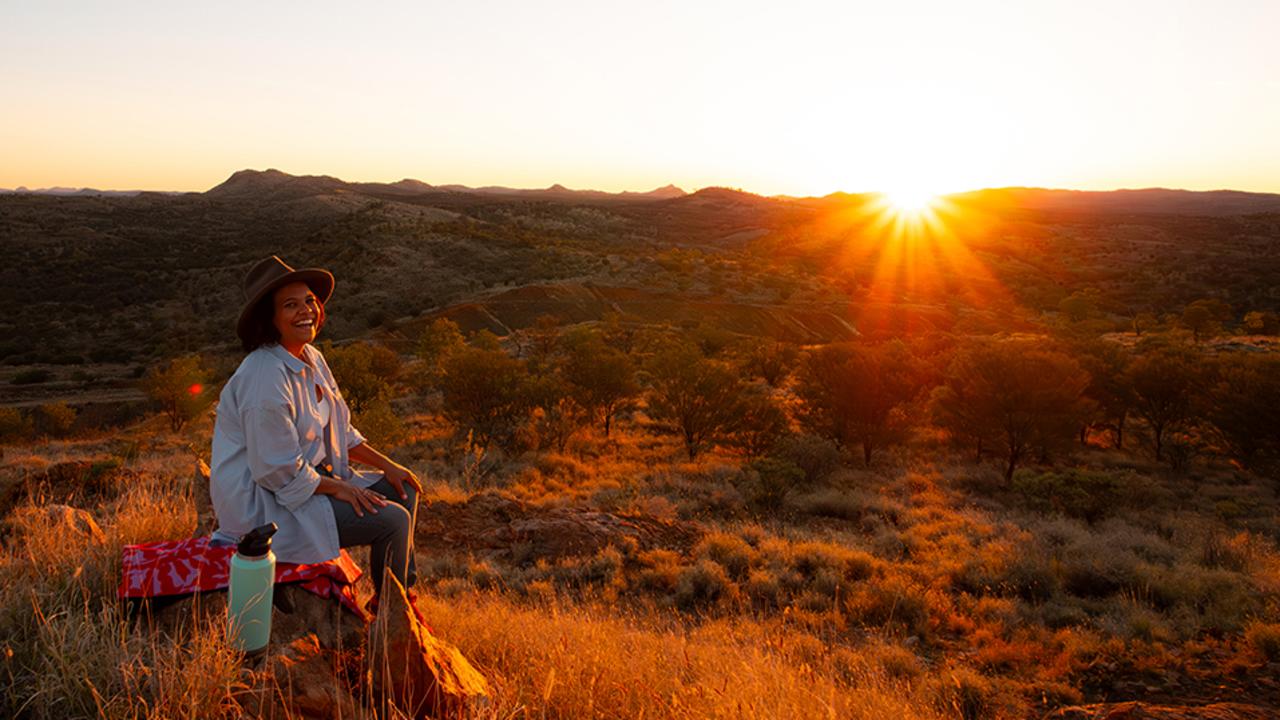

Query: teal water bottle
[227,523,278,657]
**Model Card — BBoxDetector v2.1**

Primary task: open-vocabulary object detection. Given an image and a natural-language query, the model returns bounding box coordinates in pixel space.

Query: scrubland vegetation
[3,178,1280,717]
[4,306,1280,718]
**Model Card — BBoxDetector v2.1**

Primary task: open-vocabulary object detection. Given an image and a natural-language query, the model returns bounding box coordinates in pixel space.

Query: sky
[2,0,1278,196]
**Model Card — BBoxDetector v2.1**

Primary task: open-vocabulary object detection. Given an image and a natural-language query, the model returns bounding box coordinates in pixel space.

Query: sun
[880,187,941,215]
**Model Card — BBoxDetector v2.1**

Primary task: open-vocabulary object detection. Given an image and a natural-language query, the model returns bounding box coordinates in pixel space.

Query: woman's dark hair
[241,284,326,353]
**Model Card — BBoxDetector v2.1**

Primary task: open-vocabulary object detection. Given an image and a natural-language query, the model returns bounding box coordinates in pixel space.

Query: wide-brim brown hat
[236,255,335,345]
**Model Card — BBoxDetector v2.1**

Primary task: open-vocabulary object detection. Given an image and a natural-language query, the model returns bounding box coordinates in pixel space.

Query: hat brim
[236,268,335,345]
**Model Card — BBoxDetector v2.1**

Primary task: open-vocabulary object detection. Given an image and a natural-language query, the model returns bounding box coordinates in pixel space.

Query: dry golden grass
[417,589,945,720]
[3,409,1280,718]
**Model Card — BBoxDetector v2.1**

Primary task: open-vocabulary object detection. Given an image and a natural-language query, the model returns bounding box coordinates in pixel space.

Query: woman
[210,255,422,601]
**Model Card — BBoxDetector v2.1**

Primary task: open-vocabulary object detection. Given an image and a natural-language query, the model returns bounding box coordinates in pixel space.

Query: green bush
[352,397,406,447]
[1245,621,1280,661]
[33,402,76,438]
[674,559,739,610]
[736,457,805,509]
[140,354,211,431]
[1012,469,1126,523]
[0,407,32,442]
[773,434,841,484]
[11,369,52,385]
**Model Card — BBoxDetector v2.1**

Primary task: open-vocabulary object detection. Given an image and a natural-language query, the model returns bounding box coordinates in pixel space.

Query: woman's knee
[377,502,412,537]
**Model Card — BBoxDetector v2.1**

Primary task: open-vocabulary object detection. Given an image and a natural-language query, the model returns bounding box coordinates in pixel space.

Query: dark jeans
[326,476,418,595]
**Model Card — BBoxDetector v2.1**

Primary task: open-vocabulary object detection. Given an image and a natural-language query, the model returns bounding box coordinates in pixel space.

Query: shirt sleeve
[243,402,323,511]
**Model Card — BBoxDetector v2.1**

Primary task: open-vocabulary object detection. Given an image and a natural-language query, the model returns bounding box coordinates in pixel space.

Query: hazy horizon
[4,167,1280,200]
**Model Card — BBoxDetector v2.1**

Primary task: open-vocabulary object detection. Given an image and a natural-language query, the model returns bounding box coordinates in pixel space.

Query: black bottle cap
[237,523,278,557]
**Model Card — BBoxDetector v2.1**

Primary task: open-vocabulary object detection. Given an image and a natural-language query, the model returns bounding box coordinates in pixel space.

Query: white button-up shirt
[210,343,379,564]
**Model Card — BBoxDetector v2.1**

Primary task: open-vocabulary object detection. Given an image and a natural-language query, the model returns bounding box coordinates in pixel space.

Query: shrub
[11,368,52,385]
[736,457,805,509]
[633,549,683,595]
[744,568,783,607]
[843,575,930,636]
[439,345,534,451]
[321,341,401,414]
[352,396,406,447]
[694,532,757,580]
[33,402,76,438]
[140,354,211,431]
[1245,621,1280,661]
[674,559,739,611]
[1011,468,1126,523]
[925,667,997,720]
[0,407,32,442]
[773,434,841,484]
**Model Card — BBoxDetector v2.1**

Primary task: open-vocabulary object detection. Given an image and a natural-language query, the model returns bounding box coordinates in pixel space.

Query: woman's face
[272,281,323,350]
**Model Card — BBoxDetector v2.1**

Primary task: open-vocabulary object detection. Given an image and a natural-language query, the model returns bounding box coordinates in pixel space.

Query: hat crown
[243,255,297,301]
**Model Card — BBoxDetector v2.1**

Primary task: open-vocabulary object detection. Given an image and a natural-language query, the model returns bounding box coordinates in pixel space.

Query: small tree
[1124,348,1200,462]
[1071,338,1135,448]
[322,341,405,445]
[1204,354,1280,467]
[739,338,800,387]
[141,354,211,431]
[795,342,919,466]
[646,344,745,460]
[322,341,401,415]
[440,345,533,451]
[561,331,638,437]
[727,388,791,460]
[525,371,587,453]
[930,339,1092,481]
[1181,304,1215,342]
[414,318,466,392]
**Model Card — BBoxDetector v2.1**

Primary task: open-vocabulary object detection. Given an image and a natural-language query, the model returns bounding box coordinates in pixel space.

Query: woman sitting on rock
[210,255,421,603]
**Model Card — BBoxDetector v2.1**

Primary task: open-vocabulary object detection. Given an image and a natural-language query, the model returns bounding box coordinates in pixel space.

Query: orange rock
[369,574,491,719]
[259,634,369,720]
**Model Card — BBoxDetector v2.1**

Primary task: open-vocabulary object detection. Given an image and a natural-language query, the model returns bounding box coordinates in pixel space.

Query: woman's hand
[317,476,388,517]
[383,461,422,500]
[348,442,423,500]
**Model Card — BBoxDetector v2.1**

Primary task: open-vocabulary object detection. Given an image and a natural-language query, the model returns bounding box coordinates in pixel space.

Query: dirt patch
[415,491,701,564]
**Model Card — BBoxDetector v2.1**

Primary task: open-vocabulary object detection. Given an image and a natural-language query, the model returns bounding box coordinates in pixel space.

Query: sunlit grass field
[2,407,1278,719]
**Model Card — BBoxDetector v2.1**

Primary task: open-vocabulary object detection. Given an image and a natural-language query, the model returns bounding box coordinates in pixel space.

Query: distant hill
[2,168,1278,375]
[0,187,182,197]
[952,187,1280,216]
[205,169,687,203]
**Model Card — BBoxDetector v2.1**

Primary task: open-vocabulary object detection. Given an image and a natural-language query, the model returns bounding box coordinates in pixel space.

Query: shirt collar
[266,343,314,374]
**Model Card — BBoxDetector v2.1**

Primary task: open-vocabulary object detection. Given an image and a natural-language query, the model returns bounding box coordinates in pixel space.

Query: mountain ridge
[8,170,1280,215]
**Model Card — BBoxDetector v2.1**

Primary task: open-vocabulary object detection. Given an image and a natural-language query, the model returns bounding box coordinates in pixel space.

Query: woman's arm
[349,442,422,499]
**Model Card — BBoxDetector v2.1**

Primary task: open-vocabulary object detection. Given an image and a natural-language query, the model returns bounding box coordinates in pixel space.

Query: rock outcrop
[192,457,216,538]
[369,574,490,719]
[256,634,369,720]
[43,503,106,543]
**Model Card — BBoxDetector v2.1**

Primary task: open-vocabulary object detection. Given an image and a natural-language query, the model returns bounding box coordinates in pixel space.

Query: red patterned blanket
[119,536,364,616]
